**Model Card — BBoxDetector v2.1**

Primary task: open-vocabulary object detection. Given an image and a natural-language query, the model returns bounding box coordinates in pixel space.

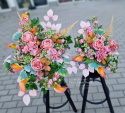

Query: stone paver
[0,0,125,113]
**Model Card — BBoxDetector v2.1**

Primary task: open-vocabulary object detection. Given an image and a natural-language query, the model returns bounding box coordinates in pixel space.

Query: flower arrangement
[4,9,77,105]
[73,16,119,78]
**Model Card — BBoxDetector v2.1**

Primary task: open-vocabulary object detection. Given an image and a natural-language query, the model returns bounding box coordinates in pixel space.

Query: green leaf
[19,71,29,80]
[29,76,37,82]
[63,58,70,64]
[61,64,67,68]
[58,68,68,76]
[32,83,38,90]
[80,34,83,39]
[37,25,43,31]
[37,36,42,40]
[4,62,11,71]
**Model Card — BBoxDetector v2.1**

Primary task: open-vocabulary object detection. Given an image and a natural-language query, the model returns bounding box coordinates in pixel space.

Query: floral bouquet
[4,9,76,105]
[73,16,119,78]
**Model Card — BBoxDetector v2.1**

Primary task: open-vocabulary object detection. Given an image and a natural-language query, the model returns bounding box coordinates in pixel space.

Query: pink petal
[79,64,85,69]
[17,77,21,83]
[86,22,90,28]
[80,21,86,28]
[83,69,89,77]
[52,15,58,21]
[29,89,37,97]
[56,59,63,63]
[44,15,49,21]
[18,90,25,96]
[78,29,84,34]
[47,9,53,17]
[40,22,46,29]
[67,67,72,75]
[88,67,94,73]
[70,61,75,66]
[23,94,30,106]
[72,66,77,74]
[56,24,61,32]
[51,24,56,30]
[47,22,51,28]
[63,55,69,59]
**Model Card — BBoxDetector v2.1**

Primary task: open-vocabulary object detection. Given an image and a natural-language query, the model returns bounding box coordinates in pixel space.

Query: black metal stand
[80,71,114,113]
[43,80,77,113]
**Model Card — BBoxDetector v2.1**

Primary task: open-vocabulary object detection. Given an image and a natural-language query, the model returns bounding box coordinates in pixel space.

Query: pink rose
[21,31,34,44]
[93,39,104,50]
[41,39,53,50]
[79,39,84,44]
[31,57,44,71]
[22,45,29,53]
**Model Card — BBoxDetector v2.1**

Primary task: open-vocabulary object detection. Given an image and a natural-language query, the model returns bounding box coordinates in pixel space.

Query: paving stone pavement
[0,0,125,113]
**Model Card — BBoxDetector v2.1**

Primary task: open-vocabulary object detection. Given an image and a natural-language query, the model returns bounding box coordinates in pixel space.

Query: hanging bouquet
[73,16,119,78]
[4,9,77,105]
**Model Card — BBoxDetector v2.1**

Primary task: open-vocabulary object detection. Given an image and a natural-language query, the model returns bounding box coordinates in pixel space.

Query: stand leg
[61,81,77,112]
[45,90,50,113]
[100,77,114,113]
[81,77,90,113]
[79,75,85,90]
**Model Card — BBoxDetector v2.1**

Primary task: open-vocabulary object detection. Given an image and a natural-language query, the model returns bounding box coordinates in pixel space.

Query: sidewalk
[0,0,125,113]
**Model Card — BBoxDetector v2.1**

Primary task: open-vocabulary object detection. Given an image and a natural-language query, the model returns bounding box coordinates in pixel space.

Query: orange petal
[54,83,68,93]
[102,59,106,64]
[73,55,83,62]
[97,67,106,78]
[19,79,29,93]
[10,63,23,72]
[6,43,18,50]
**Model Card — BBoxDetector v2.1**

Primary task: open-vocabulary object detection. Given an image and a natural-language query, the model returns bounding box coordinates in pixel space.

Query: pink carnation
[93,39,104,50]
[22,45,29,53]
[48,79,53,85]
[31,57,44,71]
[95,49,107,62]
[109,40,119,53]
[47,48,59,61]
[78,48,82,53]
[21,31,34,44]
[94,20,98,24]
[79,39,84,44]
[55,72,61,79]
[24,17,29,22]
[19,21,23,26]
[36,71,44,81]
[40,39,53,50]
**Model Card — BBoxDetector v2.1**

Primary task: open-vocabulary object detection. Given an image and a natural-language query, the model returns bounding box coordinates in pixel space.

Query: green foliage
[94,29,105,35]
[30,17,39,27]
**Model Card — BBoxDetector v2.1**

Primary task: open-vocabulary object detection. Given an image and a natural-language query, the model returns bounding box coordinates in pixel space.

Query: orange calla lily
[10,63,23,72]
[6,43,18,50]
[97,67,106,78]
[19,79,29,93]
[54,83,68,93]
[73,55,83,62]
